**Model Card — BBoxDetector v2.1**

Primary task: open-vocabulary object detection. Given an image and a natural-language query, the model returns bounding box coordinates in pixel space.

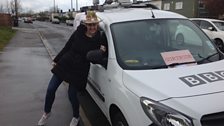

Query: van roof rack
[80,0,159,12]
[130,3,159,9]
[102,4,159,10]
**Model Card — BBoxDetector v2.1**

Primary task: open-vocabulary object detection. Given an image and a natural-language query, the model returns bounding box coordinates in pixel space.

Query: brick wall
[0,13,12,27]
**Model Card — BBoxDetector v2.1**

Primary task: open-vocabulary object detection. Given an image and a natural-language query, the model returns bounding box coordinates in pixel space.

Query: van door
[87,29,108,113]
[88,64,107,111]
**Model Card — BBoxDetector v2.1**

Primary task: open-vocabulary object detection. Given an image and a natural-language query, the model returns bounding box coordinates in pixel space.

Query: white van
[86,2,224,126]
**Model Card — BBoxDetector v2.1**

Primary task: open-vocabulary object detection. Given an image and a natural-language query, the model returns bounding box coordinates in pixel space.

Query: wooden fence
[0,13,12,27]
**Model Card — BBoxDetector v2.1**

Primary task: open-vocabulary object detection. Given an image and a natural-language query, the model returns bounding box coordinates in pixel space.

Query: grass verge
[0,26,16,51]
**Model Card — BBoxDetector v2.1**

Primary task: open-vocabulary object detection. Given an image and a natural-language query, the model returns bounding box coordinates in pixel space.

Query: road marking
[37,29,92,126]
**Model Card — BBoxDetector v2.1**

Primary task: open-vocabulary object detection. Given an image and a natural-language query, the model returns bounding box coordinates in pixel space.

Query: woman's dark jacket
[51,24,104,91]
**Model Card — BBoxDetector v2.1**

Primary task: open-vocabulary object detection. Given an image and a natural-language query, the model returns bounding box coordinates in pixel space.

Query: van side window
[99,28,109,68]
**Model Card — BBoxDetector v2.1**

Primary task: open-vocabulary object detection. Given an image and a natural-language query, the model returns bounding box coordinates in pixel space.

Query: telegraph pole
[54,0,56,12]
[76,0,78,11]
[15,0,18,17]
[14,0,18,26]
[71,0,73,11]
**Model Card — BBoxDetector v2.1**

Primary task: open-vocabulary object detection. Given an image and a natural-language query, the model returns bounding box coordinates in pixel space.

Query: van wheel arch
[110,104,129,126]
[214,38,224,52]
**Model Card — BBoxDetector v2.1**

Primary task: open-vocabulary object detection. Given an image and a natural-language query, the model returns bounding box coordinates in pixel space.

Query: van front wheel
[112,112,128,126]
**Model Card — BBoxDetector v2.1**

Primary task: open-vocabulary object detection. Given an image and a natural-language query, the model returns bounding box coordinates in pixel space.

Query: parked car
[52,18,60,24]
[191,18,224,52]
[24,17,33,23]
[81,1,224,126]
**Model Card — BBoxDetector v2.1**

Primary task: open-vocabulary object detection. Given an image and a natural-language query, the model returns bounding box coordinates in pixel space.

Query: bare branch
[9,0,22,15]
[6,0,11,14]
[0,4,4,13]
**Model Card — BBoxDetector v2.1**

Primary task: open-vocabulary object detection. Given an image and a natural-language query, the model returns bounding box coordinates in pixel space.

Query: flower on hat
[84,11,101,24]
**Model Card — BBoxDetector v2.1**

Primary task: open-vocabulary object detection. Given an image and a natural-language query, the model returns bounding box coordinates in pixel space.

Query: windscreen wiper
[166,61,197,67]
[150,61,196,69]
[197,52,219,63]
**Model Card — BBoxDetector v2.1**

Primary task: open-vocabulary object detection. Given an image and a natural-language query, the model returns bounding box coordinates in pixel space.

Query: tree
[36,11,50,21]
[9,0,22,26]
[203,0,224,18]
[6,0,11,14]
[0,4,4,13]
[10,0,22,15]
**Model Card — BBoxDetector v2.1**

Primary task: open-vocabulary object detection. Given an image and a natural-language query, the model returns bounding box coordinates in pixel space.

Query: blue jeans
[44,74,79,118]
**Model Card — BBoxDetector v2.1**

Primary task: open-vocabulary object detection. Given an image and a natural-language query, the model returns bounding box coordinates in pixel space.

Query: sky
[0,0,105,12]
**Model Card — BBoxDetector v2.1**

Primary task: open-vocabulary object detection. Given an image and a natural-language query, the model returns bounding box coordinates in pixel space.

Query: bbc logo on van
[179,71,224,87]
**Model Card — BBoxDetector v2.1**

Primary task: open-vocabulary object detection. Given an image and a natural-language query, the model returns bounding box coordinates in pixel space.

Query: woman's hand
[100,45,106,52]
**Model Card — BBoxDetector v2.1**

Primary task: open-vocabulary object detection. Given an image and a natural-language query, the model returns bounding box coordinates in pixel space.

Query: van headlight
[140,97,194,126]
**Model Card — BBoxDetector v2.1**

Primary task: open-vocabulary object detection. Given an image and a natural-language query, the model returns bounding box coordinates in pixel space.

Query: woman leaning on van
[37,11,107,126]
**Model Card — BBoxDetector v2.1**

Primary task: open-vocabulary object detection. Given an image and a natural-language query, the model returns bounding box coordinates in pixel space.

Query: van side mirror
[87,50,107,68]
[208,27,215,31]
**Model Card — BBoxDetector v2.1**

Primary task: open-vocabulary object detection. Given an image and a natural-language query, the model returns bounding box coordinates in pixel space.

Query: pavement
[0,28,74,126]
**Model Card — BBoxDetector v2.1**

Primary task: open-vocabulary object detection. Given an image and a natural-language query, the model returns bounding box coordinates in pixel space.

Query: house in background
[161,0,208,18]
[148,0,162,9]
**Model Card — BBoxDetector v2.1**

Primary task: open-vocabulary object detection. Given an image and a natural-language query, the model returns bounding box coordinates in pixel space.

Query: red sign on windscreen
[161,50,196,66]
